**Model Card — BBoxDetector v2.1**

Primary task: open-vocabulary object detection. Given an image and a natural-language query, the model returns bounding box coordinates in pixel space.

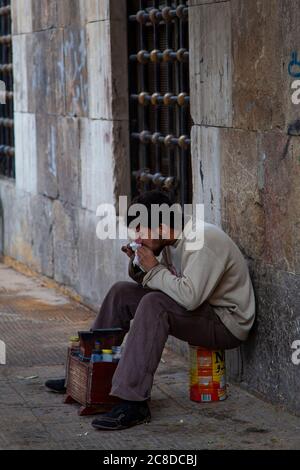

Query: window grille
[0,0,14,179]
[128,0,192,206]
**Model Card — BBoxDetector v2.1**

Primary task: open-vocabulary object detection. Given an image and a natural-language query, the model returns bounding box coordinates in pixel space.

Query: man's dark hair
[127,189,184,230]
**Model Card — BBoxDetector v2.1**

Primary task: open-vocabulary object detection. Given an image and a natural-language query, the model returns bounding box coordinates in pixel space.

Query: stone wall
[190,0,300,415]
[0,0,131,308]
[0,0,299,415]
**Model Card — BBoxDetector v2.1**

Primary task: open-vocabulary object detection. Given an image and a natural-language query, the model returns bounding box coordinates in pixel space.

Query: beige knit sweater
[129,220,256,341]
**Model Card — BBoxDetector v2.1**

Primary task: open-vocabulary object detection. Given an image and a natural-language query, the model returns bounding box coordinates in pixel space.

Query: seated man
[46,190,256,431]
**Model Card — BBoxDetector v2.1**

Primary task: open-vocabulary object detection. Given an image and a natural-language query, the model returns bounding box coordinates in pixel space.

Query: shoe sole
[92,417,151,431]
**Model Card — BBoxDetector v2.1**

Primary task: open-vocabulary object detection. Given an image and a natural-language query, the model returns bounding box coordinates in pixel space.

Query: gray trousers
[92,281,243,402]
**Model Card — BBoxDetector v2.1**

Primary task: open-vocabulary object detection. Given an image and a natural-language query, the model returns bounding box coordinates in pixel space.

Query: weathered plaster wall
[1,0,299,415]
[190,0,300,414]
[0,0,131,308]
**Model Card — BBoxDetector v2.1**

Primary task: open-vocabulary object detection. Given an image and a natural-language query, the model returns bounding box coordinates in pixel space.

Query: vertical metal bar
[153,0,161,173]
[0,2,3,174]
[6,1,10,177]
[180,2,188,206]
[184,0,191,205]
[173,0,183,206]
[8,0,13,177]
[140,0,152,191]
[0,0,14,178]
[166,0,175,200]
[183,2,191,204]
[0,2,5,175]
[4,5,8,176]
[9,0,14,178]
[139,0,147,179]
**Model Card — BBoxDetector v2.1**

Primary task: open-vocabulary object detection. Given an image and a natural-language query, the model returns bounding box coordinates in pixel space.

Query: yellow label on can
[189,347,198,386]
[212,350,226,383]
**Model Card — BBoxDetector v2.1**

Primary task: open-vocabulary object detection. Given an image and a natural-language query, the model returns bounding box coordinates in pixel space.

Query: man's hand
[136,246,159,273]
[121,244,134,258]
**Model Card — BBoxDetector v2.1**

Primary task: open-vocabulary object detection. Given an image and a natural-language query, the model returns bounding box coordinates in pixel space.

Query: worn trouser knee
[110,292,170,401]
[92,281,148,332]
[92,282,132,330]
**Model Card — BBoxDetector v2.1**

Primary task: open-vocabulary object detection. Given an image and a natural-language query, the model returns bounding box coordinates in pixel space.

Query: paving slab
[0,264,299,450]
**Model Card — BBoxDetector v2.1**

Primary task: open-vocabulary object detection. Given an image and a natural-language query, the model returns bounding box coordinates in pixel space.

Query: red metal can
[189,346,227,403]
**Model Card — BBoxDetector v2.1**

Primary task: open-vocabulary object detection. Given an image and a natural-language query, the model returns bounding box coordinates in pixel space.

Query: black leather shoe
[92,401,151,431]
[45,378,66,394]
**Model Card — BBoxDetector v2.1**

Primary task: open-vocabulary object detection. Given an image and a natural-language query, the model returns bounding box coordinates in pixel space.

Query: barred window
[128,0,192,206]
[0,0,14,179]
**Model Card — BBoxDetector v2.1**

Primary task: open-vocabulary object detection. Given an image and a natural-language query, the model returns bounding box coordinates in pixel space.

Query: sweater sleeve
[128,250,169,285]
[128,256,146,284]
[142,246,226,310]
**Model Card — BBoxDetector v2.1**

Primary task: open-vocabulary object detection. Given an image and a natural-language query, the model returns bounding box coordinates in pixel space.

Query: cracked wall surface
[0,0,131,308]
[190,0,300,415]
[0,0,299,415]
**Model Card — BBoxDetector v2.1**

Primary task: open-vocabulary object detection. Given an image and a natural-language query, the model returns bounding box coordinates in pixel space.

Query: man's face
[135,225,166,256]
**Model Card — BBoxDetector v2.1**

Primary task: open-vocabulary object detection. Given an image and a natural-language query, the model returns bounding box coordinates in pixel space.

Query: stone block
[13,35,31,113]
[80,118,114,211]
[80,118,130,213]
[76,209,128,308]
[191,125,222,227]
[0,180,18,257]
[11,0,33,34]
[35,113,59,200]
[241,261,300,415]
[189,1,232,126]
[27,29,65,115]
[87,20,111,120]
[63,27,88,116]
[85,0,127,23]
[56,0,86,26]
[110,18,129,122]
[278,0,300,131]
[53,200,79,287]
[0,182,54,277]
[220,128,265,260]
[56,117,81,206]
[258,131,300,274]
[231,0,284,131]
[29,194,54,277]
[35,115,81,205]
[192,125,265,259]
[87,20,128,120]
[31,0,57,31]
[15,113,38,195]
[85,0,110,22]
[190,0,300,132]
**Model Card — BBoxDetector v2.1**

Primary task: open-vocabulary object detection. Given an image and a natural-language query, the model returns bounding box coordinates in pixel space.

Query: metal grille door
[128,0,192,206]
[0,0,14,178]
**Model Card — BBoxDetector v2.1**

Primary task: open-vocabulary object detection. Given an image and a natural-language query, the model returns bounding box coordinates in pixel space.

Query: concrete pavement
[0,263,299,450]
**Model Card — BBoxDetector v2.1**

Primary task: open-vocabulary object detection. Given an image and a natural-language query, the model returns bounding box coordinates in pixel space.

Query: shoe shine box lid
[78,328,124,358]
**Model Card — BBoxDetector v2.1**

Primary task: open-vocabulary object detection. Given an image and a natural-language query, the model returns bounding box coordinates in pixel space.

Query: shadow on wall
[225,262,259,384]
[240,263,259,361]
